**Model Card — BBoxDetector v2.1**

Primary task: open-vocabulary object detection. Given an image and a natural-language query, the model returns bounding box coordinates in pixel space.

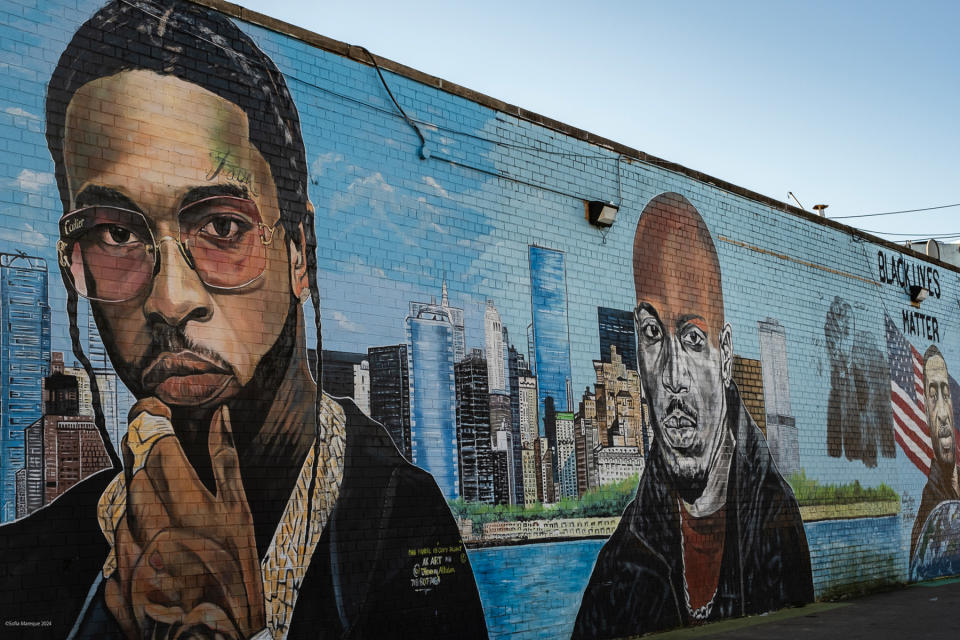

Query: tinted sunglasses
[57,196,281,303]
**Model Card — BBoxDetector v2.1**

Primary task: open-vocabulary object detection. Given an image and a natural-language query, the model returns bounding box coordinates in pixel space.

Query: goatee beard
[674,462,709,504]
[656,444,709,504]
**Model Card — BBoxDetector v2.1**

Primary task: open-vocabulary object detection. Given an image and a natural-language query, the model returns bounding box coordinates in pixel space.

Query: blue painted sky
[234,0,960,244]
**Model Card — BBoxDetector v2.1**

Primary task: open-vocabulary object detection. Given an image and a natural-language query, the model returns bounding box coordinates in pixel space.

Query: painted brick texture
[0,1,957,639]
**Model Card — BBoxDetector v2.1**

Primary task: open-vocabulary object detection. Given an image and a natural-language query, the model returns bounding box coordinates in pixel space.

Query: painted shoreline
[800,500,900,522]
[463,500,900,548]
[466,534,610,549]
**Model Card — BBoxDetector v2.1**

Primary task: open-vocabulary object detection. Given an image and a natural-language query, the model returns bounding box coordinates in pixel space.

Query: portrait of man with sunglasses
[0,1,486,638]
[573,193,813,639]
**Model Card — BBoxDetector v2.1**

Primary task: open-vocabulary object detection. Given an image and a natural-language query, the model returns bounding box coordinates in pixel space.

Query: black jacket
[909,460,960,564]
[0,400,487,639]
[572,385,813,639]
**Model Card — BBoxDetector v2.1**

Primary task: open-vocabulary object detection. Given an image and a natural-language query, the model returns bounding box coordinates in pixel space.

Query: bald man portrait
[573,192,813,639]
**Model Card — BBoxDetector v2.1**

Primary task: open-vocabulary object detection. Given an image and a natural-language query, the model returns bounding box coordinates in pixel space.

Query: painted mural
[0,0,959,639]
[824,296,895,467]
[0,1,487,637]
[573,194,813,639]
[908,346,960,577]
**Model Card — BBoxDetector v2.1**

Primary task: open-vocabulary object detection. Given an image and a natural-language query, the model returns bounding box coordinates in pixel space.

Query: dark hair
[46,0,323,467]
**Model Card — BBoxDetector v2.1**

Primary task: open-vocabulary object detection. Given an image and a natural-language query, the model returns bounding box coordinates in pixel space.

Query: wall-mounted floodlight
[586,201,619,228]
[910,285,930,303]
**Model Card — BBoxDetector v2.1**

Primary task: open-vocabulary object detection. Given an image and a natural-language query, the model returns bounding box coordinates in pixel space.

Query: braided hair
[46,0,324,469]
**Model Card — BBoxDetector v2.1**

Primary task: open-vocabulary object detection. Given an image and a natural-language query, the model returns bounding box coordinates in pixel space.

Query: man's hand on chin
[105,398,266,640]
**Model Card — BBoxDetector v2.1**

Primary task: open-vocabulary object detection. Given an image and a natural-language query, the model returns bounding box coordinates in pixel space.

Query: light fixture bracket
[586,200,619,228]
[909,284,929,303]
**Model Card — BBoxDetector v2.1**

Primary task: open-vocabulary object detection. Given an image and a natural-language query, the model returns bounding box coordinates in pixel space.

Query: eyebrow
[73,185,143,212]
[179,184,250,208]
[677,314,708,333]
[636,304,709,334]
[635,302,663,326]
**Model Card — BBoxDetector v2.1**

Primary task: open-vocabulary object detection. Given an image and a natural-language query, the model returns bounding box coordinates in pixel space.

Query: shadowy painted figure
[824,297,895,467]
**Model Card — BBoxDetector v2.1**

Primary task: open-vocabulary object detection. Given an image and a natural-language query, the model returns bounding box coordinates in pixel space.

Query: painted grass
[788,470,899,507]
[448,474,638,526]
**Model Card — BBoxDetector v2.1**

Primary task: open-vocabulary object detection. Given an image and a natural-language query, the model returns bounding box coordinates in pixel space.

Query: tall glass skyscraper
[598,307,637,372]
[507,346,526,505]
[758,319,799,476]
[483,300,506,392]
[410,278,465,364]
[454,349,493,503]
[406,303,460,500]
[0,254,50,522]
[529,246,573,439]
[368,344,412,460]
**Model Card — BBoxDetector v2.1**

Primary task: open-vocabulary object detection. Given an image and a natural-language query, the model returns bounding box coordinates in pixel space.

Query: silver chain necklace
[679,509,717,622]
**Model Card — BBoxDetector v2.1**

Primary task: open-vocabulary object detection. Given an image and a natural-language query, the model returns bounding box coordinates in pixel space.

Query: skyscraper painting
[455,349,494,503]
[758,318,800,476]
[368,344,412,459]
[411,279,465,364]
[598,307,637,372]
[529,246,573,439]
[484,300,507,393]
[0,254,50,522]
[406,303,460,500]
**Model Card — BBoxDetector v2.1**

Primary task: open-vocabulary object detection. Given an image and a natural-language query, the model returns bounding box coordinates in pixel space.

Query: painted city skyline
[0,253,133,524]
[0,242,799,525]
[0,253,51,521]
[302,247,650,509]
[0,242,652,521]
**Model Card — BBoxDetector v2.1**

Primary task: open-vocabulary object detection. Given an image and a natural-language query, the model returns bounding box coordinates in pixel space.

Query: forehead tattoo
[207,150,259,196]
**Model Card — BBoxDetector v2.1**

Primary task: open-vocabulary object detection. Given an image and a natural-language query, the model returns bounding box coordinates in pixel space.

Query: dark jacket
[0,400,487,639]
[572,385,814,639]
[909,460,960,563]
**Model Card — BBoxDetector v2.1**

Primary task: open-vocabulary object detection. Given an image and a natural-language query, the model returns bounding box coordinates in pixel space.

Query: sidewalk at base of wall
[646,577,960,640]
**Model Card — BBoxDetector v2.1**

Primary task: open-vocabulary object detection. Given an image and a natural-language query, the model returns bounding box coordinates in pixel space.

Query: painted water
[805,515,903,596]
[468,516,904,639]
[469,539,604,640]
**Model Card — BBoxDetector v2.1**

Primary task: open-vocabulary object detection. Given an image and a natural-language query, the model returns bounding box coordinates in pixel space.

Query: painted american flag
[884,314,932,475]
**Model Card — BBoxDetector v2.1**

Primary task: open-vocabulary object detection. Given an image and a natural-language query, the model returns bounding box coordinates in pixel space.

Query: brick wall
[0,1,957,638]
[733,355,767,437]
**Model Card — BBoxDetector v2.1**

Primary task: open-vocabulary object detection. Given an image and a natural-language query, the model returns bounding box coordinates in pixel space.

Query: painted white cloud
[326,170,408,247]
[348,172,394,194]
[4,107,39,120]
[310,152,343,177]
[422,176,449,199]
[13,169,55,193]
[21,223,45,245]
[0,222,47,246]
[326,168,464,254]
[340,256,388,280]
[329,309,362,333]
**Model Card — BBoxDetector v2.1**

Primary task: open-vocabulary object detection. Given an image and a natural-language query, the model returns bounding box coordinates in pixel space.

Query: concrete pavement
[650,577,960,639]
